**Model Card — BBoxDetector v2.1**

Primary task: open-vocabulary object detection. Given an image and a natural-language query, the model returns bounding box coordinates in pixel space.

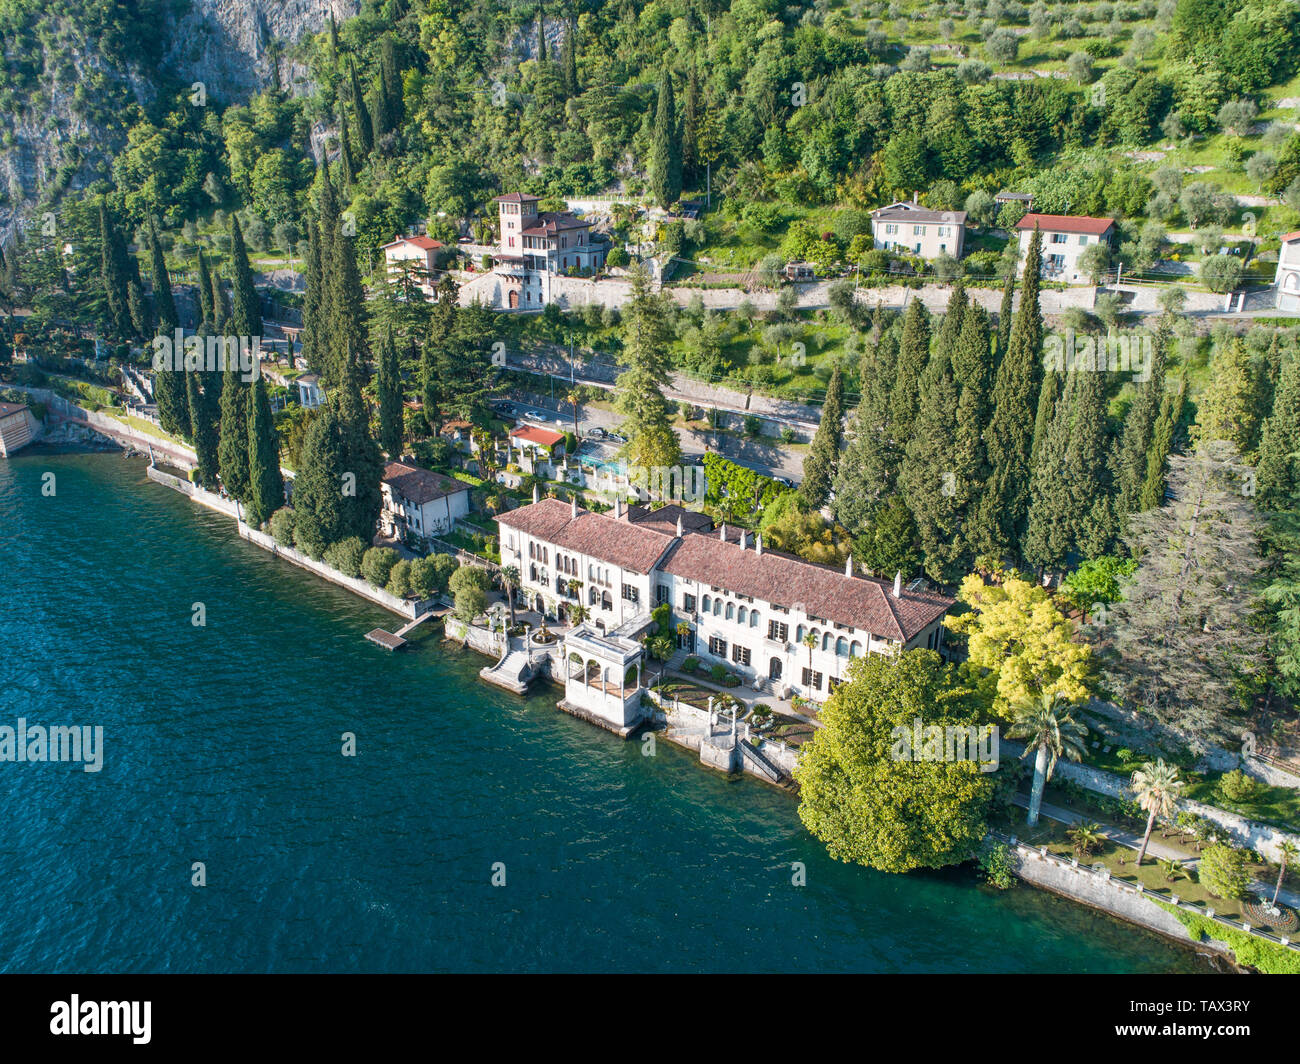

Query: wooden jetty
[364,605,448,651]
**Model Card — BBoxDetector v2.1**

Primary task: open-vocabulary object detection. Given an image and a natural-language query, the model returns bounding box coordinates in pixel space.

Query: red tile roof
[382,462,469,506]
[510,425,564,447]
[0,402,28,418]
[660,533,953,643]
[382,235,442,250]
[496,499,676,574]
[1015,213,1115,236]
[494,193,541,203]
[1280,231,1300,244]
[521,211,591,236]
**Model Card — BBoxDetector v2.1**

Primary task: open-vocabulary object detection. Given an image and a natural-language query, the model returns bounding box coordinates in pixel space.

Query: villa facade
[1015,213,1116,282]
[495,498,953,702]
[490,193,608,309]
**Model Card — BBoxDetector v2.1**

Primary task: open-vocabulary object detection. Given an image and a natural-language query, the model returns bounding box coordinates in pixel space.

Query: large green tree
[649,71,681,208]
[615,263,681,474]
[246,375,284,528]
[799,362,844,510]
[796,650,996,874]
[375,325,404,457]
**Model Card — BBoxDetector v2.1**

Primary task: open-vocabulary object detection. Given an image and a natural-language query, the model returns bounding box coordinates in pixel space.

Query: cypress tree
[301,219,324,374]
[1023,369,1071,573]
[1116,316,1170,519]
[338,110,356,187]
[900,341,964,582]
[1257,350,1300,509]
[99,199,132,339]
[891,297,930,445]
[1065,365,1117,559]
[379,34,403,131]
[996,267,1015,363]
[186,370,219,486]
[376,325,404,457]
[228,215,260,338]
[536,6,547,62]
[799,362,845,510]
[317,162,339,268]
[349,59,373,156]
[952,305,995,558]
[1139,374,1188,512]
[217,367,251,503]
[833,322,899,532]
[291,401,346,558]
[148,221,178,333]
[650,72,681,209]
[335,374,385,542]
[1194,337,1259,458]
[246,376,285,528]
[982,227,1044,558]
[682,66,699,182]
[932,278,967,365]
[325,212,369,388]
[210,260,228,333]
[614,263,681,472]
[196,249,214,329]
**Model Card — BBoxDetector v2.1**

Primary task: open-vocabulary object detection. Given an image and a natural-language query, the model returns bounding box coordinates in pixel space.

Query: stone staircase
[480,644,535,694]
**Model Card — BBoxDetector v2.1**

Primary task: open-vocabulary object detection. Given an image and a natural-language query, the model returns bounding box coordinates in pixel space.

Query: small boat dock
[364,605,448,651]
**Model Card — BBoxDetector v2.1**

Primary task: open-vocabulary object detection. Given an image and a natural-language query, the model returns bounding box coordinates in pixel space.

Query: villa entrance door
[768,657,783,681]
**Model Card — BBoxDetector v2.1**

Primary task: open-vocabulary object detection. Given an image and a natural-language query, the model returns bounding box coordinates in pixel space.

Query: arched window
[589,586,597,605]
[850,640,863,658]
[750,611,760,628]
[530,564,537,582]
[822,632,833,652]
[836,637,849,657]
[796,624,806,643]
[702,594,712,613]
[738,606,747,624]
[726,603,735,621]
[713,599,722,616]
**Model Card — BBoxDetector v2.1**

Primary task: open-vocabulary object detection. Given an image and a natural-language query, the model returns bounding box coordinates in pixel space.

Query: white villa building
[1275,230,1300,312]
[871,200,967,259]
[381,234,442,297]
[495,498,953,705]
[1015,213,1116,283]
[380,461,471,541]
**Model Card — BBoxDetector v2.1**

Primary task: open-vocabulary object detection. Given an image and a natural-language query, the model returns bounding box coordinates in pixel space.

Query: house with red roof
[1015,213,1117,283]
[1275,231,1300,312]
[381,234,443,296]
[380,461,471,542]
[495,496,953,702]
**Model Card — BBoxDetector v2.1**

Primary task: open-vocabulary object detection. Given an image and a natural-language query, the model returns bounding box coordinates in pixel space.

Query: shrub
[1216,768,1258,804]
[682,656,700,673]
[361,546,400,588]
[408,556,438,598]
[710,663,728,683]
[743,414,761,437]
[978,842,1017,889]
[1198,843,1250,900]
[386,559,412,598]
[270,507,295,547]
[323,536,366,578]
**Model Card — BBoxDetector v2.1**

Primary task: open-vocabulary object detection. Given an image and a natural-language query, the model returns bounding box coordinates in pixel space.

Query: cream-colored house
[871,200,966,259]
[1016,213,1116,283]
[381,235,442,297]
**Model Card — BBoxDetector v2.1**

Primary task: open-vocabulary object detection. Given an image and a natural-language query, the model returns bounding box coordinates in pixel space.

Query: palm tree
[1006,692,1089,827]
[1273,840,1298,906]
[803,630,817,685]
[1131,759,1185,868]
[1067,821,1104,857]
[500,565,519,627]
[564,388,581,440]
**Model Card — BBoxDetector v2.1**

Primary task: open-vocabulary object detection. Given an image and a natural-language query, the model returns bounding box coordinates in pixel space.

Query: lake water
[0,452,1209,972]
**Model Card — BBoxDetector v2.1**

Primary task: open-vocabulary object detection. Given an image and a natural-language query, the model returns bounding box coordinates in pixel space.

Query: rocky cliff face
[0,0,356,237]
[163,0,358,105]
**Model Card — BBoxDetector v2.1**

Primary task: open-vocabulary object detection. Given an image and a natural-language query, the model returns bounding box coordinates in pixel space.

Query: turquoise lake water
[0,452,1211,972]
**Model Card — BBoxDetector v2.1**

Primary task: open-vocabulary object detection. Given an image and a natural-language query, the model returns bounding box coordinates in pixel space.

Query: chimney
[532,484,539,504]
[845,554,853,578]
[892,572,902,598]
[571,496,578,518]
[720,522,727,542]
[676,514,683,537]
[912,191,920,204]
[615,497,624,519]
[755,534,763,557]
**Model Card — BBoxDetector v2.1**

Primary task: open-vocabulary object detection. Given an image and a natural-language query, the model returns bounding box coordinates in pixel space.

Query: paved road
[501,392,805,483]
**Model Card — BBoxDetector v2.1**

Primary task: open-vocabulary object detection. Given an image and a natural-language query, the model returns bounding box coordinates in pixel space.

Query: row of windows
[881,223,955,237]
[527,542,550,564]
[699,594,762,627]
[795,624,866,658]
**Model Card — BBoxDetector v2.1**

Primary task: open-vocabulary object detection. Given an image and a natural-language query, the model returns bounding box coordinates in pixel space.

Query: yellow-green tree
[945,572,1093,715]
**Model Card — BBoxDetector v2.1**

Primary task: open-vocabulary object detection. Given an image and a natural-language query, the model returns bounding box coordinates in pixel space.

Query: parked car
[494,401,516,415]
[773,476,795,488]
[587,426,608,439]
